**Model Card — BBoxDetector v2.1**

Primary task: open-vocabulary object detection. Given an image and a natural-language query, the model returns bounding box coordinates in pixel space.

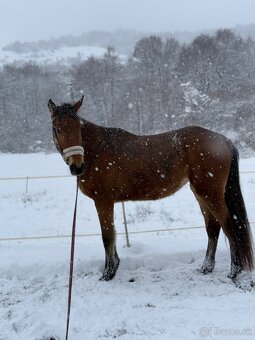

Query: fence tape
[0,170,255,181]
[0,174,70,181]
[0,171,254,242]
[0,223,254,242]
[0,226,208,242]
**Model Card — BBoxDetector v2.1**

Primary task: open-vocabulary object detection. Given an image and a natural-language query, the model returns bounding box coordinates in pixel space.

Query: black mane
[54,103,82,123]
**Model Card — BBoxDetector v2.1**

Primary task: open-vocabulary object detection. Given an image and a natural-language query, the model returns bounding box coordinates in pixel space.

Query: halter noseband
[63,146,84,158]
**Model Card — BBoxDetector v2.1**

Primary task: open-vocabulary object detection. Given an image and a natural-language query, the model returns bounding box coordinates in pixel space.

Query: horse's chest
[78,176,101,199]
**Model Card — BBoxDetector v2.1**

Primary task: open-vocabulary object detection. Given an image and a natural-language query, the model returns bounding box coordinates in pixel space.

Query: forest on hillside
[0,29,255,154]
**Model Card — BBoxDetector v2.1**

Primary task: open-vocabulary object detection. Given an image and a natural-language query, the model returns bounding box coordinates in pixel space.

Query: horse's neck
[81,119,105,156]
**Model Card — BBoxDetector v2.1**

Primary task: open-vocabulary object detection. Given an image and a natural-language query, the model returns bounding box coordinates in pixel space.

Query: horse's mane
[56,103,82,123]
[58,103,77,115]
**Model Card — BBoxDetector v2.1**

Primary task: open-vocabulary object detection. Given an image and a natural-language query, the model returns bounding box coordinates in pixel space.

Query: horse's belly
[127,174,188,201]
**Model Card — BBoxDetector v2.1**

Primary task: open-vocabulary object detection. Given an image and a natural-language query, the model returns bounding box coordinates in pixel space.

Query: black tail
[225,141,254,271]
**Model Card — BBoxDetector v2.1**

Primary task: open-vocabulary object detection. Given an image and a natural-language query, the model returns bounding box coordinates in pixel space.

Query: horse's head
[48,96,86,176]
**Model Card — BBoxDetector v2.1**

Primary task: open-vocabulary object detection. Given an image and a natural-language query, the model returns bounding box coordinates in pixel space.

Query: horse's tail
[225,140,254,271]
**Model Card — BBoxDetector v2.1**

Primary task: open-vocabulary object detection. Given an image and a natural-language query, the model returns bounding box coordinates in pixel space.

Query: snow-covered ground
[0,153,255,340]
[0,45,108,67]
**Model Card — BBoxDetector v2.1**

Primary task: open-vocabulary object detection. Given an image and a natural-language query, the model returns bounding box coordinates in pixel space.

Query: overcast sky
[1,0,255,46]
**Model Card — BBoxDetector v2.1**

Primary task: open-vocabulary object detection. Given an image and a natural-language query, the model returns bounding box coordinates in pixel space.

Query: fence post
[121,202,130,247]
[25,176,29,193]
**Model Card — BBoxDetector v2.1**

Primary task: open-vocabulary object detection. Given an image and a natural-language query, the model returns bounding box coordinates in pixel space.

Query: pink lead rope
[65,178,79,340]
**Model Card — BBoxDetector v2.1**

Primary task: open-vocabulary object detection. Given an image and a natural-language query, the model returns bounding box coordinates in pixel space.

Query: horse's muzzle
[70,163,86,176]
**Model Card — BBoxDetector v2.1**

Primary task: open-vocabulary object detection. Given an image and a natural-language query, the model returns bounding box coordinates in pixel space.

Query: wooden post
[26,176,29,193]
[121,202,130,247]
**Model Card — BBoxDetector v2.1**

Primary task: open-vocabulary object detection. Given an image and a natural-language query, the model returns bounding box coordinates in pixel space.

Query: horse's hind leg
[192,189,221,274]
[207,200,243,280]
[201,213,221,274]
[95,200,120,281]
[194,190,245,281]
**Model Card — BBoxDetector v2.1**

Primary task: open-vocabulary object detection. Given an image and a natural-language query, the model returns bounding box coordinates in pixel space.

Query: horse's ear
[73,95,84,112]
[48,99,57,115]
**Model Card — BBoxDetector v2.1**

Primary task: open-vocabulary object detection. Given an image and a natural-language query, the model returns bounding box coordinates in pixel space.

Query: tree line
[0,29,255,153]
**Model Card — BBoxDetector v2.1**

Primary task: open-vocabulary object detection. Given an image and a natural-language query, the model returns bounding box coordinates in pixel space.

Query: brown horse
[48,96,254,283]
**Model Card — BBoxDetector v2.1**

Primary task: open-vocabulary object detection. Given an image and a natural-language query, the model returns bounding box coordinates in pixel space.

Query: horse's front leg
[95,200,120,281]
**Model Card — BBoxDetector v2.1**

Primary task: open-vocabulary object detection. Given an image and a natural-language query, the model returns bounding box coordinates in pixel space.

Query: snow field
[0,46,108,67]
[0,153,255,340]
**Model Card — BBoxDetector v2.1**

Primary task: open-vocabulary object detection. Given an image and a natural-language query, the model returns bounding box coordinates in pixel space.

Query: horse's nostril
[70,163,85,176]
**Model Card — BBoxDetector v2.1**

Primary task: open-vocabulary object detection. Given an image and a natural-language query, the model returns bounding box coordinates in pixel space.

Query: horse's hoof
[99,271,116,281]
[228,273,236,281]
[228,264,243,280]
[99,256,120,281]
[200,265,214,275]
[228,271,254,290]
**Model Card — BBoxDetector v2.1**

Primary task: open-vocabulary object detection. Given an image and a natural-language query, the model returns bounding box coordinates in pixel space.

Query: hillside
[2,24,255,66]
